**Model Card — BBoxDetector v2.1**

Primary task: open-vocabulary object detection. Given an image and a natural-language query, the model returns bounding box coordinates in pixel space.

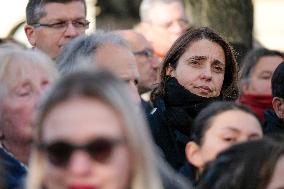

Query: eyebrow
[186,56,225,65]
[223,127,261,136]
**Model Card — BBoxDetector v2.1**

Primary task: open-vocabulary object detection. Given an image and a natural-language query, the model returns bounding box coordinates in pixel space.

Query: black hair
[198,136,284,189]
[272,62,284,98]
[190,101,260,145]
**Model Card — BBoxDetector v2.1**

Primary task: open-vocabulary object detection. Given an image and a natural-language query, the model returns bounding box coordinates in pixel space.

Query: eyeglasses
[133,48,154,59]
[38,138,125,167]
[32,19,90,31]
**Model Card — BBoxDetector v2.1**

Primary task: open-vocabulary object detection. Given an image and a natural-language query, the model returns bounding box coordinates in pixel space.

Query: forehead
[95,43,139,80]
[42,97,125,143]
[150,1,185,24]
[207,109,261,134]
[2,59,51,88]
[41,1,86,20]
[181,39,225,61]
[125,33,152,51]
[252,55,283,74]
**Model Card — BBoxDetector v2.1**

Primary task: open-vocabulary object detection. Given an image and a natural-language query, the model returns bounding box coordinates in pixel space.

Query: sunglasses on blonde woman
[38,138,125,167]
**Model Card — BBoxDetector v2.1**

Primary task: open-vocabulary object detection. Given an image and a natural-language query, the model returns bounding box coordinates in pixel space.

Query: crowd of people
[0,0,283,189]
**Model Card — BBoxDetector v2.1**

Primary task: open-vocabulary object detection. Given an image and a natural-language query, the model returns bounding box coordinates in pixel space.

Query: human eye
[213,65,225,73]
[73,20,89,28]
[50,22,66,29]
[258,72,271,80]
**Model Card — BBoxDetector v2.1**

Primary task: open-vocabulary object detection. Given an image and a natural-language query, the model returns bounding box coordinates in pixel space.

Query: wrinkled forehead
[40,0,86,20]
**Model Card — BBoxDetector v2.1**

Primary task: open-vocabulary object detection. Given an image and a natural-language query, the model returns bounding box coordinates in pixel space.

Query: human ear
[185,141,205,169]
[24,24,36,46]
[241,81,250,93]
[166,65,175,77]
[272,97,284,119]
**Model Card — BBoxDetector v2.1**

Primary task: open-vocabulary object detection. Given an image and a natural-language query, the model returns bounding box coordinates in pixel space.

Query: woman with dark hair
[197,136,284,189]
[239,48,284,122]
[185,101,263,183]
[149,27,239,170]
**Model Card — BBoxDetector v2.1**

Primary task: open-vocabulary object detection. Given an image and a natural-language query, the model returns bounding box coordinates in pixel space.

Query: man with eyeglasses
[25,0,88,60]
[135,0,190,60]
[117,30,160,114]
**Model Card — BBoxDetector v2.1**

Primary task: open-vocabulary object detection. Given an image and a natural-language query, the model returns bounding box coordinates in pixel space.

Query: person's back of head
[197,136,284,189]
[270,62,284,120]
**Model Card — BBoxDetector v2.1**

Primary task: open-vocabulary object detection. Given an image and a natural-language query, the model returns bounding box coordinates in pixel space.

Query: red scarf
[239,93,273,123]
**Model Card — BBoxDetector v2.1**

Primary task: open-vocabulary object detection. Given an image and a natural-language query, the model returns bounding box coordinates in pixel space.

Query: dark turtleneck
[163,76,222,136]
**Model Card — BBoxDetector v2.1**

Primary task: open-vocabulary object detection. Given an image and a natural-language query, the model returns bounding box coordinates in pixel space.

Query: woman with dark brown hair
[149,27,239,170]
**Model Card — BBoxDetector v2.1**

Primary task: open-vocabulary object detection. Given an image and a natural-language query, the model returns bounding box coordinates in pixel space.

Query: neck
[2,140,30,165]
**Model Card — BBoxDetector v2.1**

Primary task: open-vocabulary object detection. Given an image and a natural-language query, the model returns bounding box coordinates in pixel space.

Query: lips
[195,86,213,94]
[68,185,97,189]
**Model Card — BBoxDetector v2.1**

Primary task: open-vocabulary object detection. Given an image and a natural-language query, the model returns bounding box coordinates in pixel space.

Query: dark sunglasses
[38,138,125,167]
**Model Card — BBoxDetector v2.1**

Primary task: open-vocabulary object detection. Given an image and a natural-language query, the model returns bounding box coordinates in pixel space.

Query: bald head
[117,30,160,94]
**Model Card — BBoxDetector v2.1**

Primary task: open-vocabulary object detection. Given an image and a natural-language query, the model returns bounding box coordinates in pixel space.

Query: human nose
[128,81,141,104]
[68,151,92,176]
[64,22,79,37]
[150,55,160,69]
[200,65,213,81]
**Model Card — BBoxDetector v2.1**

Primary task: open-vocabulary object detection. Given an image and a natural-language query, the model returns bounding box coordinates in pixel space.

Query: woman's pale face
[0,62,52,145]
[266,155,284,189]
[244,55,283,95]
[168,39,226,97]
[41,97,131,189]
[198,109,263,168]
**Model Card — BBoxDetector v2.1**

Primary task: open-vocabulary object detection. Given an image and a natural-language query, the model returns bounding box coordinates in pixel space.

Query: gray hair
[27,70,191,189]
[0,48,58,101]
[140,0,184,22]
[240,48,284,84]
[56,30,130,75]
[26,0,86,25]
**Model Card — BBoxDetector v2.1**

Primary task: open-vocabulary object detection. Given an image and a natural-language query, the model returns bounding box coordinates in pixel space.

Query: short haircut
[56,31,130,75]
[240,48,284,83]
[198,137,284,189]
[191,101,260,145]
[139,0,184,22]
[26,0,86,25]
[272,62,284,98]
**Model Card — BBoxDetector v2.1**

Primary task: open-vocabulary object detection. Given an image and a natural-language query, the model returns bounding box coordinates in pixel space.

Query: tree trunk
[185,0,253,62]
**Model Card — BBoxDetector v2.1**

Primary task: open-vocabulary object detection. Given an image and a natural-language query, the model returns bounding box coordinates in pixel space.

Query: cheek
[43,160,66,189]
[213,74,225,90]
[201,138,231,162]
[104,148,131,189]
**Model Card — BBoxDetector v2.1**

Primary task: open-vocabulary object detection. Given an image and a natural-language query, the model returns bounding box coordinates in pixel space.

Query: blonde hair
[0,48,58,100]
[27,70,166,189]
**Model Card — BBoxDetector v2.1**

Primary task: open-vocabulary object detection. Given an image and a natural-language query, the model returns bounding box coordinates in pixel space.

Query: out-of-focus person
[149,27,239,170]
[239,48,284,123]
[57,31,141,103]
[0,48,58,189]
[263,62,284,135]
[27,70,190,189]
[24,0,89,60]
[135,0,190,60]
[184,101,263,184]
[116,30,160,113]
[197,136,284,189]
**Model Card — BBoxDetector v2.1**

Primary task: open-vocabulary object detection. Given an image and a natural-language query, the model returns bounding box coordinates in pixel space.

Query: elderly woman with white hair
[0,48,58,189]
[27,70,190,189]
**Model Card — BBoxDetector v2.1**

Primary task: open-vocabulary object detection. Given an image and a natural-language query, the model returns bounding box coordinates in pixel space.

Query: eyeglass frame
[32,19,90,31]
[133,48,155,59]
